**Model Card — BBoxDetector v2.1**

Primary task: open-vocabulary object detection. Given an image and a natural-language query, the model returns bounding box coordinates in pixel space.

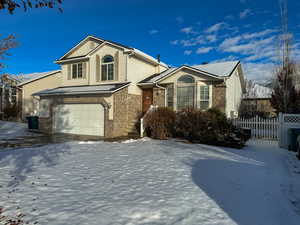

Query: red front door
[142,89,153,113]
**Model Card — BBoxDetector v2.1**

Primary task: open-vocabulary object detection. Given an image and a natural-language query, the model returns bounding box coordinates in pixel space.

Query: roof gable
[192,61,240,77]
[57,35,168,68]
[17,70,61,87]
[59,36,104,60]
[139,65,223,85]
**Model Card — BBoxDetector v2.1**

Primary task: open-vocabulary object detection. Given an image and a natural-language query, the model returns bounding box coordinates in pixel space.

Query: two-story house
[27,35,245,138]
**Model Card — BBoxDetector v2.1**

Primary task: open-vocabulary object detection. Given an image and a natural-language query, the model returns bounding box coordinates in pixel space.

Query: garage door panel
[53,104,104,136]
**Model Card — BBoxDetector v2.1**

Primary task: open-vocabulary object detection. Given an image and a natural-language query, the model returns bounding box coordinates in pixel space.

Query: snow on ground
[0,139,300,225]
[0,121,38,140]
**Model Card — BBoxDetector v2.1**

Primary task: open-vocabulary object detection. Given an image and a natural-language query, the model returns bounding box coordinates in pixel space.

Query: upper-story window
[101,55,114,81]
[72,63,83,79]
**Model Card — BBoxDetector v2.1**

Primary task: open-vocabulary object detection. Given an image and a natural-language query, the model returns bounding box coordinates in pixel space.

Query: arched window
[101,55,114,81]
[177,75,195,110]
[178,75,195,84]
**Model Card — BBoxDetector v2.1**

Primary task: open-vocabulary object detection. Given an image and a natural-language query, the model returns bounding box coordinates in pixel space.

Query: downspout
[155,83,167,107]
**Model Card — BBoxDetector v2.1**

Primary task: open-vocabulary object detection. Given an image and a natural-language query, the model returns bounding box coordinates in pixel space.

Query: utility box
[288,128,300,151]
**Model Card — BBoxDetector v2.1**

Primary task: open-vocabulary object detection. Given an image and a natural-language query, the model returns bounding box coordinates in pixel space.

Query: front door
[142,88,153,113]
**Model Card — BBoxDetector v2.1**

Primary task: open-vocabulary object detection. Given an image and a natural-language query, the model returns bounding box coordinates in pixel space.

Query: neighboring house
[17,70,61,119]
[29,35,246,138]
[0,74,20,118]
[241,81,275,116]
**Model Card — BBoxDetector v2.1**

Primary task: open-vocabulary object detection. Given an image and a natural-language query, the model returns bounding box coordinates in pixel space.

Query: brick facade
[212,82,226,113]
[153,87,165,107]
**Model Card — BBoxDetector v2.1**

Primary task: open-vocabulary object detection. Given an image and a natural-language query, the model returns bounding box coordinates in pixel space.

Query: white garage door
[53,104,104,136]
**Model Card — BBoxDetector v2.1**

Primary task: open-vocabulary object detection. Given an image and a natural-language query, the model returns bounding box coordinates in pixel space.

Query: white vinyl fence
[232,116,279,140]
[279,113,300,149]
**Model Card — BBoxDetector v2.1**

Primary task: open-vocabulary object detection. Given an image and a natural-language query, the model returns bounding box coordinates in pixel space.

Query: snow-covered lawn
[0,121,38,140]
[0,138,300,225]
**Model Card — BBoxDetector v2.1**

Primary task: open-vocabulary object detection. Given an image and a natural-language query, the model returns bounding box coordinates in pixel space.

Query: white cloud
[240,9,251,19]
[170,40,179,45]
[219,36,242,49]
[184,50,193,55]
[180,27,197,34]
[243,62,277,81]
[179,35,206,47]
[206,34,217,42]
[218,30,279,63]
[149,29,158,35]
[196,47,213,54]
[204,22,227,33]
[242,29,277,39]
[211,55,239,63]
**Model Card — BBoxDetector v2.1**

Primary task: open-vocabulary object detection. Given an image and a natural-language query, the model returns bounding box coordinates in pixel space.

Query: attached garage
[33,82,132,138]
[53,104,104,136]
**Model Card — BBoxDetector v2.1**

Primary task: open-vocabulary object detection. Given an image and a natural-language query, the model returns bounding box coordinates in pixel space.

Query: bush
[144,107,176,139]
[175,108,231,143]
[3,103,20,120]
[144,107,248,148]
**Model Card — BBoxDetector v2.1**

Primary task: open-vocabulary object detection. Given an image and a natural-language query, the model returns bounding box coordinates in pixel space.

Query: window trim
[71,62,84,79]
[101,55,114,81]
[176,75,196,110]
[198,84,210,110]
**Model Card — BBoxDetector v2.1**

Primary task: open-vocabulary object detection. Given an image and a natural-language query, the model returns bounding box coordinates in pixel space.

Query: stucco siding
[127,56,158,95]
[21,71,62,118]
[89,44,126,85]
[67,40,101,58]
[225,66,243,117]
[61,61,90,87]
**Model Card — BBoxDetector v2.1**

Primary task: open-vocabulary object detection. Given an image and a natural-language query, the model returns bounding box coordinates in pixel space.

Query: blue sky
[0,0,300,82]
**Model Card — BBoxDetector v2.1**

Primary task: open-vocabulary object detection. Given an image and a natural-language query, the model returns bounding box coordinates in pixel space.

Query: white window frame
[72,63,83,79]
[101,55,114,81]
[198,84,212,110]
[176,75,195,110]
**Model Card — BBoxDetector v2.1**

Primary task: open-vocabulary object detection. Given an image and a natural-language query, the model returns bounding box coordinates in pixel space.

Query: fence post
[140,118,144,138]
[278,113,283,147]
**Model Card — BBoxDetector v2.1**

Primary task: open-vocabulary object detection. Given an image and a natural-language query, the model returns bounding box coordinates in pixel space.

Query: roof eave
[33,82,131,97]
[17,70,61,87]
[55,56,90,64]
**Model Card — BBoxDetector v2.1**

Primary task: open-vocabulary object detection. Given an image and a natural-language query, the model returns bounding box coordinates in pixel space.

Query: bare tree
[0,34,17,70]
[271,0,300,113]
[0,0,62,14]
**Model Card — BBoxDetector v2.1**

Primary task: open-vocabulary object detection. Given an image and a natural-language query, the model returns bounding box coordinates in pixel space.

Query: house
[0,74,20,119]
[29,35,246,138]
[240,81,275,117]
[17,70,62,119]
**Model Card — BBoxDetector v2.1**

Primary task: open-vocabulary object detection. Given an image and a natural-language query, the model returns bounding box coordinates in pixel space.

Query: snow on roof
[139,60,239,84]
[17,70,61,86]
[243,81,273,99]
[33,82,130,96]
[192,61,240,77]
[132,48,168,68]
